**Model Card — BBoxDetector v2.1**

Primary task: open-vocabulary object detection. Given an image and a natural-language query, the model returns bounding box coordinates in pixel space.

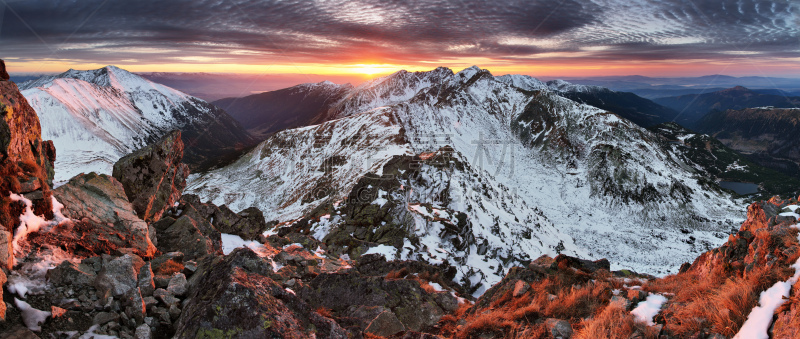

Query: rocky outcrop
[179,194,272,240]
[113,130,189,223]
[0,60,9,81]
[0,59,55,270]
[48,173,157,258]
[174,248,347,339]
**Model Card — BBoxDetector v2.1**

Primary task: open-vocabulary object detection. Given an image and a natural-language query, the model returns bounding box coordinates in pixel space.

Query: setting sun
[351,64,397,76]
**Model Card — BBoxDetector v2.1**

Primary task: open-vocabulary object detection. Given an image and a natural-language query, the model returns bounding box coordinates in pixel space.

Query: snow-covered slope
[545,79,606,93]
[20,66,253,184]
[187,66,743,290]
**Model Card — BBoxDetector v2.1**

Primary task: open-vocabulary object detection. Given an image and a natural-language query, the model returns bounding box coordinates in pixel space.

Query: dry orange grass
[419,281,438,294]
[574,302,636,339]
[385,267,409,279]
[315,307,332,318]
[544,280,612,320]
[649,257,791,336]
[456,310,518,339]
[154,260,185,276]
[576,301,661,339]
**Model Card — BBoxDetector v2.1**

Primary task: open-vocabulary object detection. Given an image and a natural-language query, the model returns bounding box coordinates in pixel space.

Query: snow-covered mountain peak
[495,74,550,92]
[22,65,190,101]
[546,79,607,93]
[21,66,253,184]
[456,65,488,78]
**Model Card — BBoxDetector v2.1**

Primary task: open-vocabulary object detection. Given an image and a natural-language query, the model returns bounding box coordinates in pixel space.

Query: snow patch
[734,225,800,339]
[631,293,667,326]
[220,233,262,255]
[14,298,51,331]
[364,244,397,260]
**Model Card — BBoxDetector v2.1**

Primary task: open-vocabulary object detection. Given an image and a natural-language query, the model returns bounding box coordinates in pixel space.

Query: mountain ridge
[19,66,256,184]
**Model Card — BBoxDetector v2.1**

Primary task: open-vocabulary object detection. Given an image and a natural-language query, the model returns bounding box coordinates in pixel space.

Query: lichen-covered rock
[174,248,347,339]
[113,130,189,223]
[50,173,157,258]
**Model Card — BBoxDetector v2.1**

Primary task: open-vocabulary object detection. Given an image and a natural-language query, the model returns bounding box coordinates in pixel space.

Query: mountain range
[18,66,255,184]
[187,66,744,291]
[5,60,800,338]
[654,86,800,128]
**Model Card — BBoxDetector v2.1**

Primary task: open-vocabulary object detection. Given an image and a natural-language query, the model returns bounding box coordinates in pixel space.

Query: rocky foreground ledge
[3,60,800,338]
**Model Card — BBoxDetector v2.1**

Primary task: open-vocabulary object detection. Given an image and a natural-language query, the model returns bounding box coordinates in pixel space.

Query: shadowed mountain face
[540,79,679,128]
[654,86,800,128]
[212,82,352,140]
[696,107,800,177]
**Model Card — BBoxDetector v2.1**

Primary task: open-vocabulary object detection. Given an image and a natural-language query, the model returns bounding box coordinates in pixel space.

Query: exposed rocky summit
[113,130,189,223]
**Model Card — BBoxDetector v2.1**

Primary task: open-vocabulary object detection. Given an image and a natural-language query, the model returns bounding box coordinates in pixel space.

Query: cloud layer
[0,0,797,69]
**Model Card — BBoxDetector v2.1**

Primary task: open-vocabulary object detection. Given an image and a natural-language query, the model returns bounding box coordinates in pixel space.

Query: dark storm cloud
[0,0,797,65]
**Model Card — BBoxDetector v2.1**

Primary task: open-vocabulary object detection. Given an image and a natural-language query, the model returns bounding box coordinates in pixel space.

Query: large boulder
[174,248,347,339]
[113,130,189,223]
[50,173,157,258]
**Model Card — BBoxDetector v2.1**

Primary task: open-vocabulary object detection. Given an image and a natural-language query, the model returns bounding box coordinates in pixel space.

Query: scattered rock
[94,311,120,325]
[137,262,155,296]
[166,273,188,297]
[512,280,530,297]
[0,325,39,339]
[545,318,573,339]
[135,323,152,339]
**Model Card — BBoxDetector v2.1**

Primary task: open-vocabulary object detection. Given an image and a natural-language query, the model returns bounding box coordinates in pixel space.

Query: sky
[0,0,798,79]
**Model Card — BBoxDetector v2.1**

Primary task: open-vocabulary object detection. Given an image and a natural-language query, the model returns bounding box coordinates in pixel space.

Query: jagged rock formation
[0,60,56,272]
[174,248,348,339]
[113,130,189,223]
[180,194,272,241]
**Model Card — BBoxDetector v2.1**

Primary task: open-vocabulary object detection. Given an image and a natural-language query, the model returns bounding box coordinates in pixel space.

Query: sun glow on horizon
[5,58,800,79]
